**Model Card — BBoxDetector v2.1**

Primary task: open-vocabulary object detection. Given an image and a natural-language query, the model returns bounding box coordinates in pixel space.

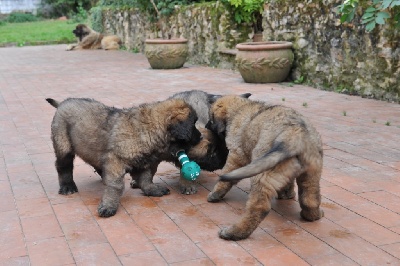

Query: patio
[0,45,399,265]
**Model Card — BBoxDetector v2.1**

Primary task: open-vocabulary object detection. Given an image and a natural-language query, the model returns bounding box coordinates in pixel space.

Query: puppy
[129,90,252,195]
[66,24,122,51]
[206,95,324,240]
[46,97,201,217]
[171,90,251,194]
[169,90,251,127]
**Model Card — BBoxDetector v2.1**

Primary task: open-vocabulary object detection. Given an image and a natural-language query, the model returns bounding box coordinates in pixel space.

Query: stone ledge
[218,48,238,56]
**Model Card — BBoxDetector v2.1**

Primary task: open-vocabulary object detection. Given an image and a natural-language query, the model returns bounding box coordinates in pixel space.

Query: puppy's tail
[219,142,296,181]
[46,98,59,108]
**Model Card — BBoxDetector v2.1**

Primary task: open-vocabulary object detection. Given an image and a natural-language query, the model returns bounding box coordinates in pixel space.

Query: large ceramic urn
[235,41,294,83]
[144,38,189,69]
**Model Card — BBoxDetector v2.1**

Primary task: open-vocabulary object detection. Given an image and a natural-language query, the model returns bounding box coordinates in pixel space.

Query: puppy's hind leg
[219,174,274,241]
[297,167,324,222]
[52,124,77,195]
[277,180,296,199]
[56,152,77,195]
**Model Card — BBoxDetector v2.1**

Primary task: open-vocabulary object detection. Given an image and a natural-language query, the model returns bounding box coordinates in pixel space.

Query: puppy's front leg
[207,155,241,202]
[137,163,170,197]
[98,156,126,217]
[66,44,78,51]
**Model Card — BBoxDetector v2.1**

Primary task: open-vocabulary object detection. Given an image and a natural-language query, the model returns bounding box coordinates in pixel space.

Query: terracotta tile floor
[0,45,399,265]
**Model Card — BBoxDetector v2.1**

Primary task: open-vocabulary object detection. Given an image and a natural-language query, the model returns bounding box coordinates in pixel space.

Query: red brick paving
[0,45,399,265]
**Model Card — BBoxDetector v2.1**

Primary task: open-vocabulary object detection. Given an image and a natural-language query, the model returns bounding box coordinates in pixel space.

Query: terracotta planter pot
[235,41,294,83]
[145,38,189,69]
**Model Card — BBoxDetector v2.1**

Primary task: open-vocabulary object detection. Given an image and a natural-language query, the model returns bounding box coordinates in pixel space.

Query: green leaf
[362,17,375,23]
[377,11,390,18]
[391,0,400,7]
[381,0,392,9]
[340,13,349,23]
[362,12,375,19]
[365,6,377,12]
[365,20,376,31]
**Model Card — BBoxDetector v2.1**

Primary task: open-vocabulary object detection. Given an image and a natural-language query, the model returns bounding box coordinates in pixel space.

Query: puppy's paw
[207,191,222,202]
[219,226,250,241]
[58,182,78,195]
[179,178,198,195]
[142,184,170,197]
[65,45,74,51]
[300,208,324,221]
[130,179,140,189]
[277,190,296,199]
[97,203,117,217]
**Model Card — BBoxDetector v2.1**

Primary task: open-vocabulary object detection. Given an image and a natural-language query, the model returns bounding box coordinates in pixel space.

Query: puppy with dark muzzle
[46,97,201,217]
[128,90,252,195]
[66,24,122,51]
[169,90,251,194]
[206,95,324,240]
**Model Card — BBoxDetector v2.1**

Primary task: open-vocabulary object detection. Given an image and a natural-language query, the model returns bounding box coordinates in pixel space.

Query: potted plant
[144,0,188,69]
[222,0,265,42]
[235,41,294,83]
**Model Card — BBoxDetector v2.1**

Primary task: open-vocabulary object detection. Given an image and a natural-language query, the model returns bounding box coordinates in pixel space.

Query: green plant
[90,6,103,32]
[39,0,93,18]
[294,75,304,84]
[282,97,285,101]
[221,0,264,31]
[373,119,377,123]
[6,12,39,23]
[343,110,347,116]
[68,2,88,23]
[338,0,400,31]
[386,121,391,126]
[302,102,308,107]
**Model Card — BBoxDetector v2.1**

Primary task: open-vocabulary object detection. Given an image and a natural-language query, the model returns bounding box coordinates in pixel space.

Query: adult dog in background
[206,95,324,240]
[46,97,200,217]
[66,24,121,51]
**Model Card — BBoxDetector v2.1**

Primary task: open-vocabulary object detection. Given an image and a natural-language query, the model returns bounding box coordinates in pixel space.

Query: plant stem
[149,0,160,17]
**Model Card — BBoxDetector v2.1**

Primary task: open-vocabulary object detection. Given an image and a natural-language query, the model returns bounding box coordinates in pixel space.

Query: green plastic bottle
[177,150,201,181]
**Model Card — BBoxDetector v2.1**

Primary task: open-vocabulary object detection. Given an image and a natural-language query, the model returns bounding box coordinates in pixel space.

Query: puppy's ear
[240,93,252,98]
[208,94,221,105]
[208,100,228,137]
[166,101,200,143]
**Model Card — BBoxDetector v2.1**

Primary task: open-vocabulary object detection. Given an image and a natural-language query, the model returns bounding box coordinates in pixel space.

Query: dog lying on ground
[66,24,122,51]
[206,95,324,240]
[46,97,201,217]
[128,90,252,195]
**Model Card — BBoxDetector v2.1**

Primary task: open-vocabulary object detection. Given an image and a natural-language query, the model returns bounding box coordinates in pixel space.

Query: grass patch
[0,20,76,46]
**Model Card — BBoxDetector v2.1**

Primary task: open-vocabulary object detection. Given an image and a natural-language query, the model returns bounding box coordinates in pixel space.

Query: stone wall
[98,1,400,102]
[100,2,253,68]
[263,0,399,102]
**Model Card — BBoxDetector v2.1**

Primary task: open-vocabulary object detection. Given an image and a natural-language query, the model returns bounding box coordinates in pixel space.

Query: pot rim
[236,41,293,51]
[145,38,188,44]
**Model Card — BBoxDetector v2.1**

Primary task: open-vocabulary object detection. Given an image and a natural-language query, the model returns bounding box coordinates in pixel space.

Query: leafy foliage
[68,2,88,23]
[39,0,93,18]
[6,12,39,23]
[338,0,400,31]
[221,0,264,27]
